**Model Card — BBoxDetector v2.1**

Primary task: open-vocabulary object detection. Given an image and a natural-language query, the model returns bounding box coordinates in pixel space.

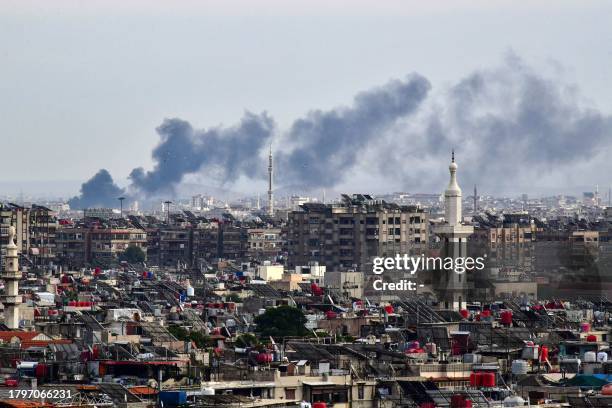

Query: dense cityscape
[0,153,610,407]
[3,1,612,406]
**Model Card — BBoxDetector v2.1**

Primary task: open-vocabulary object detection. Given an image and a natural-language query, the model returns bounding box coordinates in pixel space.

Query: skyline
[1,1,612,199]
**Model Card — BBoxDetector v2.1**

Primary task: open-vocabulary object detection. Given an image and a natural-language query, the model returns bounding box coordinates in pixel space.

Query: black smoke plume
[276,73,431,188]
[382,54,612,193]
[129,112,275,196]
[71,55,612,202]
[68,169,126,209]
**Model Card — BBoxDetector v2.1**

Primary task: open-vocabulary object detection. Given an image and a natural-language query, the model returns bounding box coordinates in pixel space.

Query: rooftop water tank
[503,396,526,407]
[511,359,528,375]
[597,352,608,362]
[584,351,597,363]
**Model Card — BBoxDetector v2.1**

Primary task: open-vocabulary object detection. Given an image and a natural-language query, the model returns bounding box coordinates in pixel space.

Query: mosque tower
[1,226,22,328]
[433,151,474,310]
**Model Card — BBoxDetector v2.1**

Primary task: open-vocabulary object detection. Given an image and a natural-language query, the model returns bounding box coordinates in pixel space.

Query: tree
[226,293,242,303]
[168,325,211,348]
[121,245,146,264]
[254,306,308,338]
[235,333,259,348]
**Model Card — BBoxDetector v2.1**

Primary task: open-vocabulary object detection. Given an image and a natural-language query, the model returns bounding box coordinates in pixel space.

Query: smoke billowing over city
[67,169,126,209]
[4,3,612,405]
[68,56,612,206]
[129,112,275,196]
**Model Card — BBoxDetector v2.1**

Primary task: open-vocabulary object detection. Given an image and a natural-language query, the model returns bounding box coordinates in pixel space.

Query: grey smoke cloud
[67,169,126,209]
[129,112,275,195]
[381,55,612,194]
[276,74,431,188]
[69,56,612,207]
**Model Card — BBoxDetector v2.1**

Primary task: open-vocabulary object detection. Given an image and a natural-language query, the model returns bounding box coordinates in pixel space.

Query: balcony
[0,295,22,305]
[1,271,22,280]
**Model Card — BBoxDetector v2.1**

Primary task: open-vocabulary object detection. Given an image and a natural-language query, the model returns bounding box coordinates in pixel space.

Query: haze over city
[2,0,612,202]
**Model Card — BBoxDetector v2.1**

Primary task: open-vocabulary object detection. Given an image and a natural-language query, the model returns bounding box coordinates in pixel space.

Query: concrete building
[83,208,120,220]
[56,223,147,267]
[89,228,147,263]
[257,263,284,281]
[247,227,283,259]
[0,203,58,269]
[325,270,364,299]
[288,194,428,271]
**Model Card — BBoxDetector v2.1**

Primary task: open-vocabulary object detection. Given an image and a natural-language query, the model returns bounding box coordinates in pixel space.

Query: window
[285,389,296,400]
[358,385,365,400]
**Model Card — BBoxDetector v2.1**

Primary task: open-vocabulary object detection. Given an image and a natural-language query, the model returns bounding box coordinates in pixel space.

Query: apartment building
[247,227,284,259]
[56,222,147,267]
[0,203,58,268]
[287,194,428,271]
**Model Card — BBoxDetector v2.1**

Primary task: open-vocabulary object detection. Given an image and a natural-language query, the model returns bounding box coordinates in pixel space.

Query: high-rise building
[288,194,428,271]
[0,203,57,269]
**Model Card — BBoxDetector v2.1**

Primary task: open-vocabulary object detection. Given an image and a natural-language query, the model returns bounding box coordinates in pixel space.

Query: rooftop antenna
[267,144,274,217]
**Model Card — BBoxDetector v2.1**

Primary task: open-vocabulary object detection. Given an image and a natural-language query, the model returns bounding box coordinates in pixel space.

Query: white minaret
[267,146,274,217]
[433,151,474,311]
[2,226,22,328]
[445,150,462,225]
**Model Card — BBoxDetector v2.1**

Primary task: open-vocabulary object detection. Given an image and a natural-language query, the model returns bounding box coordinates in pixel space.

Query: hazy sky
[1,0,612,198]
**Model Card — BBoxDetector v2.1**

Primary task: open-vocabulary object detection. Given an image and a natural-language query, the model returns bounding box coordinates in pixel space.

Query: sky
[1,0,612,199]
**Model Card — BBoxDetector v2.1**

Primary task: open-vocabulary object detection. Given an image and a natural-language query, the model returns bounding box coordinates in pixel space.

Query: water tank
[539,346,549,362]
[500,310,513,326]
[325,310,337,319]
[425,342,437,355]
[586,334,597,342]
[584,351,597,363]
[503,396,526,407]
[597,352,608,362]
[469,372,481,387]
[464,354,481,364]
[312,403,327,408]
[256,353,273,364]
[580,322,591,332]
[481,372,496,387]
[521,346,539,360]
[511,360,528,375]
[186,286,195,297]
[202,387,215,396]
